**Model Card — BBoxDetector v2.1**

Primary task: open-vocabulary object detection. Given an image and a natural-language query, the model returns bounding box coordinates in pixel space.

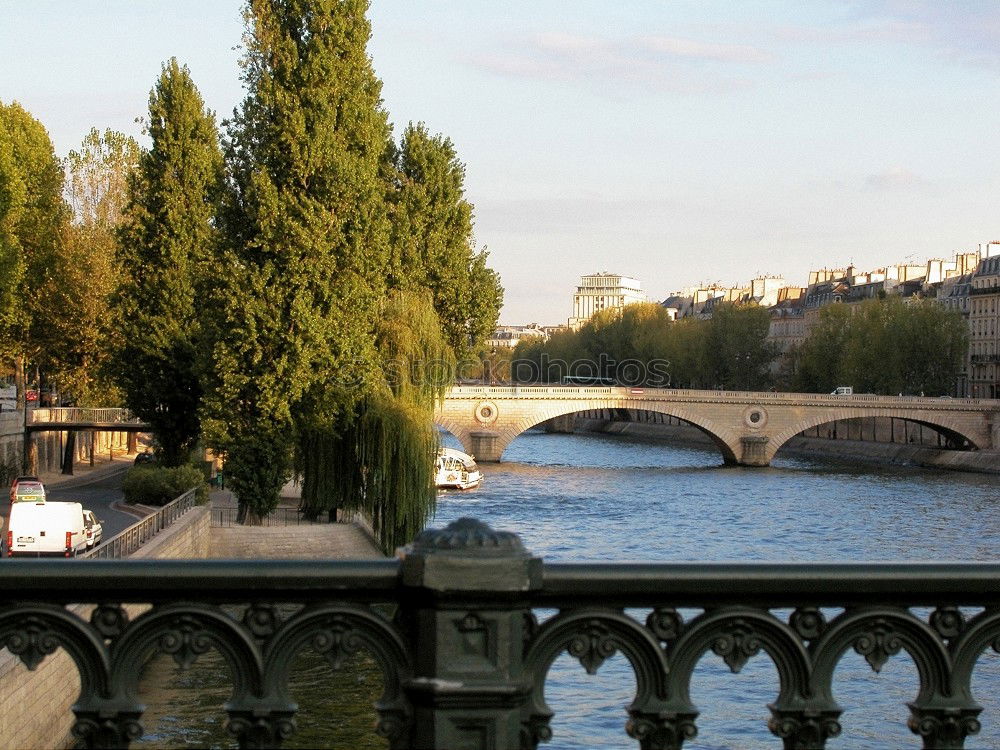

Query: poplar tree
[0,101,68,403]
[389,123,503,359]
[204,0,391,522]
[115,59,224,465]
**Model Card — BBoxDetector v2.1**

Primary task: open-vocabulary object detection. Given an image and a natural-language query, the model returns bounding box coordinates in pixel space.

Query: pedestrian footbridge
[435,386,1000,466]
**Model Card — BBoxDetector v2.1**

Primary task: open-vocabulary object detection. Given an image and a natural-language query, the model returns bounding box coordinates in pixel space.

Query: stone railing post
[400,517,542,750]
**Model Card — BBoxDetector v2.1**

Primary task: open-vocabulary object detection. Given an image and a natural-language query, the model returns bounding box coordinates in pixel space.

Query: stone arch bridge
[434,386,1000,466]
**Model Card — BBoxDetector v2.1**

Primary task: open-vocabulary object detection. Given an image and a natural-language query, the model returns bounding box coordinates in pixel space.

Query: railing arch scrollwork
[522,608,670,749]
[810,606,971,750]
[262,603,414,748]
[664,606,819,750]
[0,603,122,747]
[110,603,268,748]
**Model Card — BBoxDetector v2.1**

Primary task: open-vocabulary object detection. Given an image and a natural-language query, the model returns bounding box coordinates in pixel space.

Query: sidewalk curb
[111,500,152,520]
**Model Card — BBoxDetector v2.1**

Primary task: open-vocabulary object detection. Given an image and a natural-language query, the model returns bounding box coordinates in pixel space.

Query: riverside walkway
[208,488,381,559]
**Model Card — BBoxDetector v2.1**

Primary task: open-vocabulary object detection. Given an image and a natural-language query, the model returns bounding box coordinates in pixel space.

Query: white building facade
[568,272,646,329]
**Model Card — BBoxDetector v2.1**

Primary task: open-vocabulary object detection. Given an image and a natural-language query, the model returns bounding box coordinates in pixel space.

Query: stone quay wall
[0,507,210,749]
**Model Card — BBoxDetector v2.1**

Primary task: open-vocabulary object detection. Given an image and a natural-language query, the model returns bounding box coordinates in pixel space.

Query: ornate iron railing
[2,517,1000,749]
[81,489,198,559]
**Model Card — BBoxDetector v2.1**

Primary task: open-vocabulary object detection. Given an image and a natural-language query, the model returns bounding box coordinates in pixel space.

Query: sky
[2,1,999,325]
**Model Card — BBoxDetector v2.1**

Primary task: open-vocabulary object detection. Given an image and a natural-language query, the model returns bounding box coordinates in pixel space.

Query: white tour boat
[435,448,483,490]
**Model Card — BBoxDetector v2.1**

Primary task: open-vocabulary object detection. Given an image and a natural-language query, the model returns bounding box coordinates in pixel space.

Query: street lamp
[736,352,752,392]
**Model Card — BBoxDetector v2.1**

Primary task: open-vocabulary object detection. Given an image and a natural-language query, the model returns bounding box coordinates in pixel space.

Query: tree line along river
[135,427,1000,749]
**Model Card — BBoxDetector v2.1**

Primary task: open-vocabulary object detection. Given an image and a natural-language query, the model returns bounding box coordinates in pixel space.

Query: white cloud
[465,32,768,94]
[641,35,775,63]
[777,2,1000,68]
[866,166,926,189]
[533,32,610,55]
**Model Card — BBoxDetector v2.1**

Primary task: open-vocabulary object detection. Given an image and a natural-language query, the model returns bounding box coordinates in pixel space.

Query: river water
[135,429,1000,749]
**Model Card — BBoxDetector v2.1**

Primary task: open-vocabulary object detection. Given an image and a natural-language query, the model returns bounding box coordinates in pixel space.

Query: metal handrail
[5,559,1000,605]
[210,506,330,527]
[28,407,142,425]
[80,488,198,559]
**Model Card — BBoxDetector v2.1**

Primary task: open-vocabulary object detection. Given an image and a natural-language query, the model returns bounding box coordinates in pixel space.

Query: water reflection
[433,428,1000,749]
[134,644,386,749]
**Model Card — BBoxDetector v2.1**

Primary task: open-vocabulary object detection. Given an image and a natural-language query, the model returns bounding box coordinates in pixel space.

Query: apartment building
[968,250,1000,398]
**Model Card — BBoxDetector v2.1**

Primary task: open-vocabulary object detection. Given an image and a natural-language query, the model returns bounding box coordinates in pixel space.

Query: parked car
[83,510,103,548]
[9,476,44,504]
[134,450,156,466]
[7,501,88,557]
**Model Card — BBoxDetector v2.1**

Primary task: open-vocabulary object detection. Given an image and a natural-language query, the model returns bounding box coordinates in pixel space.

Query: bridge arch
[436,399,743,465]
[765,408,985,464]
[433,416,476,451]
[510,402,740,464]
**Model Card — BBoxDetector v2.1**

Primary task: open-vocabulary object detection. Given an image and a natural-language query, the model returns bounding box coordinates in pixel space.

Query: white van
[7,501,89,557]
[830,386,854,396]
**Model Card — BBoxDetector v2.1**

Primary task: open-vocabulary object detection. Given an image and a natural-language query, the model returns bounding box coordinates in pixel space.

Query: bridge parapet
[1,517,999,749]
[447,385,995,410]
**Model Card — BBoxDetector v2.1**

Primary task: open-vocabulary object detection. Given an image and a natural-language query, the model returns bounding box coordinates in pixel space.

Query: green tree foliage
[203,0,393,522]
[388,122,502,359]
[466,248,504,356]
[38,128,139,404]
[512,302,774,389]
[115,59,224,466]
[794,303,852,393]
[661,317,707,388]
[0,101,68,394]
[796,297,967,396]
[897,299,968,395]
[703,303,779,390]
[298,290,454,551]
[0,119,26,338]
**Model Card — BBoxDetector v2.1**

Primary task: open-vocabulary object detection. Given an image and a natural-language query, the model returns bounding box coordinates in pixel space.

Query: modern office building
[567,272,646,329]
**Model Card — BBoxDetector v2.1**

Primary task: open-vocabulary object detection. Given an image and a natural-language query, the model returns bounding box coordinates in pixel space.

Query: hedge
[122,464,208,506]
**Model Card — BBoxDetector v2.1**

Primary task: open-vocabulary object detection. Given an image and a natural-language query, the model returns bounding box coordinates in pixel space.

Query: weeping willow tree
[297,290,455,552]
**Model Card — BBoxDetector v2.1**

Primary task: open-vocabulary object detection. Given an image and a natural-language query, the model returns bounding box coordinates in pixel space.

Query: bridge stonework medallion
[434,386,998,467]
[474,401,499,425]
[743,406,768,430]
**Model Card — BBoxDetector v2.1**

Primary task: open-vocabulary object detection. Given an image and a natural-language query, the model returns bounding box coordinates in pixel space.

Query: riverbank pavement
[208,486,383,559]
